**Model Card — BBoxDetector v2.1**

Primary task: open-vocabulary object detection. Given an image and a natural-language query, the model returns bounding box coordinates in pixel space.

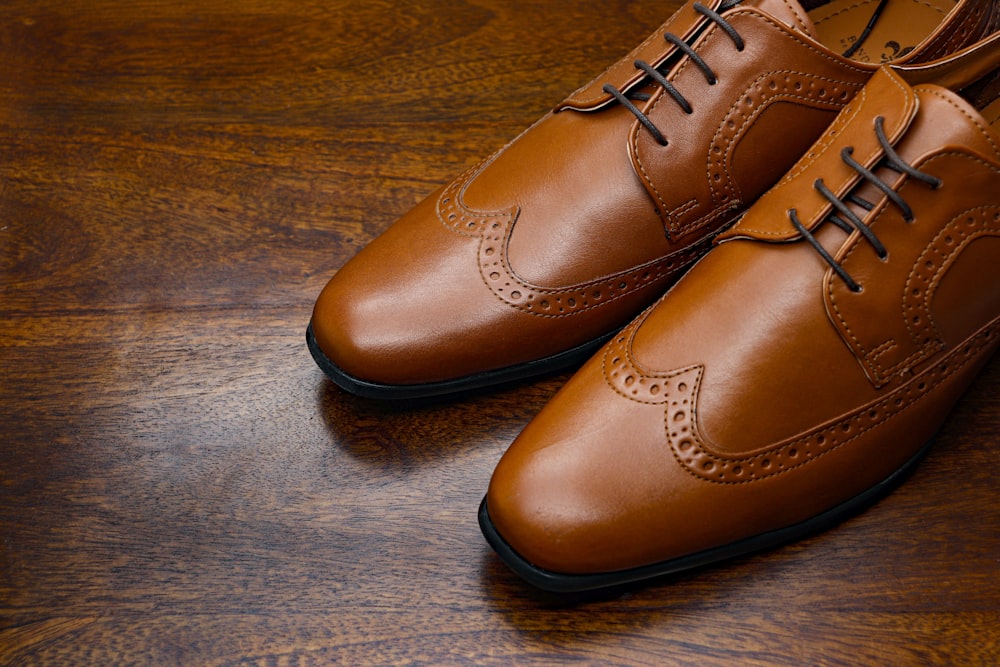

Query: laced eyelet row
[602,2,746,147]
[789,116,942,293]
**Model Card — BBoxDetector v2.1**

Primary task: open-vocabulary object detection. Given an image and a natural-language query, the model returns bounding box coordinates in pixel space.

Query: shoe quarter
[630,8,871,240]
[825,151,1000,388]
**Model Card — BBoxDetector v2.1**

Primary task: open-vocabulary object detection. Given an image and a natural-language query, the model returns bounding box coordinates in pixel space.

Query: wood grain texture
[1,1,997,664]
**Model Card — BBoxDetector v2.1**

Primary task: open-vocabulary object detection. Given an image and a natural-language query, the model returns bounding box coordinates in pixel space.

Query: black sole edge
[478,440,934,593]
[306,320,614,401]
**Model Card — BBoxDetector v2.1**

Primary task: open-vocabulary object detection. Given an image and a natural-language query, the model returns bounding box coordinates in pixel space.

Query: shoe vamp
[630,233,879,455]
[460,106,672,288]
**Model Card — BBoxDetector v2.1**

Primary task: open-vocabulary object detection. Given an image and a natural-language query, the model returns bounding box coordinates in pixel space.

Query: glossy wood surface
[1,1,998,664]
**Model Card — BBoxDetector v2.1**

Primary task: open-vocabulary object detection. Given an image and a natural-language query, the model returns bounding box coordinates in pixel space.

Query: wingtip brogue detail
[664,319,1000,486]
[603,290,1000,488]
[602,320,704,405]
[483,35,1000,589]
[444,157,715,319]
[697,70,864,235]
[819,82,1000,387]
[720,67,919,241]
[436,157,518,238]
[476,239,711,319]
[629,7,873,240]
[310,0,1000,398]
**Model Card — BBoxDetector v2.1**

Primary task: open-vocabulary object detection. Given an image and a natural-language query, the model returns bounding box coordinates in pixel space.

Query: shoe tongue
[739,0,817,39]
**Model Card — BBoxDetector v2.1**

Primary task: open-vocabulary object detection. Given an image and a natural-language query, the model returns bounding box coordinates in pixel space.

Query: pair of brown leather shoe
[309,0,1000,591]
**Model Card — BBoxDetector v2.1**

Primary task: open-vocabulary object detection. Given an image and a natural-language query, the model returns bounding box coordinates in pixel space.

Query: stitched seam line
[830,154,1000,380]
[668,318,998,485]
[705,75,862,222]
[921,87,1000,157]
[633,11,869,234]
[479,236,707,319]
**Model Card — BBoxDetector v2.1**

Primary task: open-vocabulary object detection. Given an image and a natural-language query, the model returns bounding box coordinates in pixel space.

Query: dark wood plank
[1,1,998,664]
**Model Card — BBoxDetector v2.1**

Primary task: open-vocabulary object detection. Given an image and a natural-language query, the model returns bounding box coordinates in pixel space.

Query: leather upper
[485,49,1000,576]
[311,0,1000,388]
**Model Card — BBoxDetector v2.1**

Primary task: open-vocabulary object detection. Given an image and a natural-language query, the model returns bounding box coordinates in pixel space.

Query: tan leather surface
[721,67,917,241]
[486,44,1000,576]
[311,0,1000,389]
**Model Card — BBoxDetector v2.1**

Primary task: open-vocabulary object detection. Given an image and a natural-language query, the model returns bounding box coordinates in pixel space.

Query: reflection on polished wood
[1,1,998,664]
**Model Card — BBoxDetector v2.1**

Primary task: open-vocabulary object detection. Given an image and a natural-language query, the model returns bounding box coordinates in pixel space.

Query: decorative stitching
[602,310,703,404]
[778,87,867,186]
[438,152,713,319]
[633,10,869,238]
[779,0,813,34]
[916,3,986,61]
[828,154,1000,385]
[605,281,1000,484]
[704,73,861,221]
[877,203,1000,375]
[734,70,914,240]
[921,87,1000,158]
[437,151,516,238]
[663,318,999,485]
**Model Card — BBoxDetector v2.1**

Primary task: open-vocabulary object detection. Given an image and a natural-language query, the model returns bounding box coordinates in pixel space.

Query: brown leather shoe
[309,0,999,399]
[480,35,1000,592]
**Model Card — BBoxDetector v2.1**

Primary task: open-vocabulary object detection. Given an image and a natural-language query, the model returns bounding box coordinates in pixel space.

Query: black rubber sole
[306,321,614,401]
[478,439,933,593]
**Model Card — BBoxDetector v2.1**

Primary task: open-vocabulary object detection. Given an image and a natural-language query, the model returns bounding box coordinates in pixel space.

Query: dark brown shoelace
[789,115,942,293]
[603,1,745,146]
[602,0,894,146]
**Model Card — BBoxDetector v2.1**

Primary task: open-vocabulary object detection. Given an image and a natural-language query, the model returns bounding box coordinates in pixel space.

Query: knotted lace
[788,116,942,293]
[602,1,745,146]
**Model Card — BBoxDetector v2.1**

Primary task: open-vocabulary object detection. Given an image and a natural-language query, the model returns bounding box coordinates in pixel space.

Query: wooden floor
[2,1,998,664]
